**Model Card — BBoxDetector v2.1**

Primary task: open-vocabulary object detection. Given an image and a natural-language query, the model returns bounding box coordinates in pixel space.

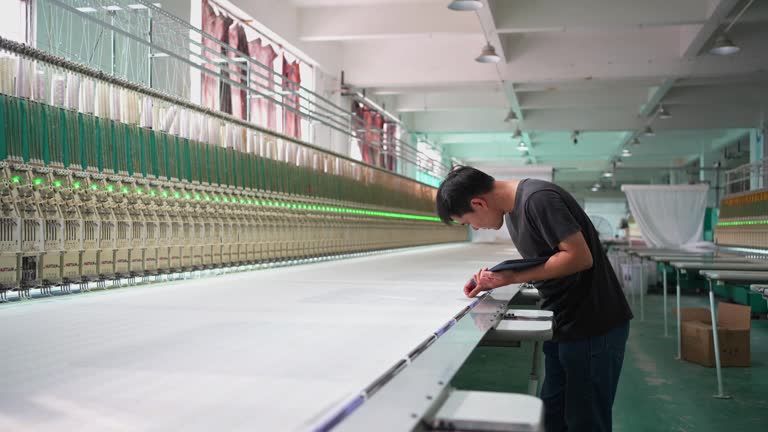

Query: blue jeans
[541,322,630,432]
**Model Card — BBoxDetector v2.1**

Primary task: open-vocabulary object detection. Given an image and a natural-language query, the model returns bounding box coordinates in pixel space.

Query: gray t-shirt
[505,179,633,341]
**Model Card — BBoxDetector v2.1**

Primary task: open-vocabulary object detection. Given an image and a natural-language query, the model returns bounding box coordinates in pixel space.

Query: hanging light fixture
[591,186,600,192]
[657,105,671,119]
[643,126,655,137]
[603,172,613,178]
[622,149,633,157]
[631,137,641,146]
[516,141,528,151]
[475,44,501,63]
[504,109,518,122]
[709,34,740,55]
[447,0,483,11]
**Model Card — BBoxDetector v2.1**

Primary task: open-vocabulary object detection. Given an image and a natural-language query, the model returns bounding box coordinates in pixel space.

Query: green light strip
[717,220,768,227]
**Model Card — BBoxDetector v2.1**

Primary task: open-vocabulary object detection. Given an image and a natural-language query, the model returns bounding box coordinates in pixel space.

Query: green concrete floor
[452,294,768,431]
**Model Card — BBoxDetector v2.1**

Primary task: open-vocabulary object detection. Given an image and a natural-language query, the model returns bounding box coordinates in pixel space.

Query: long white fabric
[621,184,709,248]
[0,243,520,432]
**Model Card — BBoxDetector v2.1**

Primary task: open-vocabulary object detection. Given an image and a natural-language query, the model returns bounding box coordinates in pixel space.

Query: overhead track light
[709,34,740,55]
[448,0,484,11]
[643,126,655,137]
[504,109,518,122]
[657,105,671,119]
[475,44,501,63]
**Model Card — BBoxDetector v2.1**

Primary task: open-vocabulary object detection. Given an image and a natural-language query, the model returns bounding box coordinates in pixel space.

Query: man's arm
[467,231,592,297]
[502,230,593,283]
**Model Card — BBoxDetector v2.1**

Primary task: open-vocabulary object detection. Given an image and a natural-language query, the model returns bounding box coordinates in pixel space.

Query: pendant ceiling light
[504,109,518,122]
[475,44,501,63]
[643,126,655,137]
[448,0,484,12]
[516,141,528,151]
[657,105,671,119]
[631,137,641,146]
[622,149,633,157]
[709,34,740,56]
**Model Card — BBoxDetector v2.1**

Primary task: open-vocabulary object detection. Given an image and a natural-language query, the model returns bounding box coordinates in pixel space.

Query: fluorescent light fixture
[709,34,740,56]
[75,7,98,12]
[448,0,483,11]
[657,105,671,119]
[104,5,123,11]
[603,172,613,178]
[128,4,149,9]
[643,126,655,137]
[475,44,501,63]
[149,52,170,58]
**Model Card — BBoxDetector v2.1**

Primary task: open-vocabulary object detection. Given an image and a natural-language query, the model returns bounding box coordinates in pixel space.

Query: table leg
[663,266,668,337]
[639,257,645,321]
[628,254,635,305]
[708,279,731,399]
[676,268,681,360]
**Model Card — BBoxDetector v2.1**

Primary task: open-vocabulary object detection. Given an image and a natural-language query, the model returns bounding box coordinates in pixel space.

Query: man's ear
[470,197,487,209]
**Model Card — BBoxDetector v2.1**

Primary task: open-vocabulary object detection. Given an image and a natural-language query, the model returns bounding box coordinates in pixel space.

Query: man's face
[452,198,504,230]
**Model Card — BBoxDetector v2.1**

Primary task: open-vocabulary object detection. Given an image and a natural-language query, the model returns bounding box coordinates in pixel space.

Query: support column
[700,153,716,208]
[750,128,764,190]
[669,170,678,185]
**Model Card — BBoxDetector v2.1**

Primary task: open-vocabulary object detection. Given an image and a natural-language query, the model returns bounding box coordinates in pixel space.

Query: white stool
[496,309,553,396]
[431,390,543,432]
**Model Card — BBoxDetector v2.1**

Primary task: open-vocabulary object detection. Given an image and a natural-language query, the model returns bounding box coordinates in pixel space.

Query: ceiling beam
[518,87,648,110]
[410,105,763,133]
[489,0,708,33]
[396,90,507,112]
[297,4,478,41]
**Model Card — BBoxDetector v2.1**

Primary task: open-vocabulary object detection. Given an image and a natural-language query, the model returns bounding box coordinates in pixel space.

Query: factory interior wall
[584,198,628,239]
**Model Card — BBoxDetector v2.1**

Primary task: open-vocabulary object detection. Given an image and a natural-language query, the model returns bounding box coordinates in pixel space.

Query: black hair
[436,166,495,224]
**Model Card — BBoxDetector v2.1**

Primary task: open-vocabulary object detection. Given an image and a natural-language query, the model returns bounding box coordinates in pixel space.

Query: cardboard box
[675,302,751,368]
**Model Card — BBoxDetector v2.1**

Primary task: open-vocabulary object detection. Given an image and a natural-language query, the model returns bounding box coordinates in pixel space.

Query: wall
[470,166,554,243]
[583,198,628,239]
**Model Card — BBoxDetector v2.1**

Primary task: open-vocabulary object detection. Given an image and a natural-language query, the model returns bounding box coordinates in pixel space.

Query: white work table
[0,243,523,432]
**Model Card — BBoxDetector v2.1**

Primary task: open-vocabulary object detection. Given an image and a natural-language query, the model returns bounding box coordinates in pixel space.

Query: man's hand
[464,268,514,298]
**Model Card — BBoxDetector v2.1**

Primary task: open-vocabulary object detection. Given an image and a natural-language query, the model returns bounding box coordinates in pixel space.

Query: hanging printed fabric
[248,38,278,130]
[282,56,301,140]
[228,24,249,120]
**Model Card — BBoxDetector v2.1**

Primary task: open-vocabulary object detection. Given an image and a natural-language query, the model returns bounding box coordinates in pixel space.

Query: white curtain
[621,184,708,248]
